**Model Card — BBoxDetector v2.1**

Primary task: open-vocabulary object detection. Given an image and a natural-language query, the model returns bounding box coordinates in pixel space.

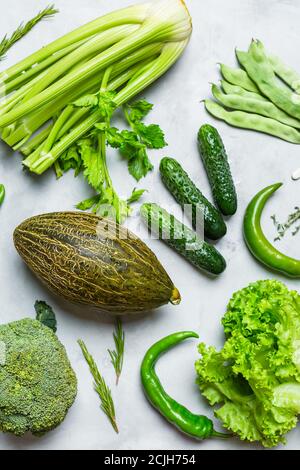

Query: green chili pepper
[141,331,228,440]
[0,184,5,206]
[244,183,300,278]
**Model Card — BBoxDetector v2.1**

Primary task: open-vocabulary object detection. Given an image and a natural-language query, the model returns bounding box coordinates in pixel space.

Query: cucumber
[159,157,227,240]
[198,125,238,216]
[140,203,226,276]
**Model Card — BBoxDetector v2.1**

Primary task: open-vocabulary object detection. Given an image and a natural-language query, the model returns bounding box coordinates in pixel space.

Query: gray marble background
[0,0,299,450]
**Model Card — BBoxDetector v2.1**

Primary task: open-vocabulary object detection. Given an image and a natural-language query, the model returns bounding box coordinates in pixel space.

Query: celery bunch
[0,0,192,222]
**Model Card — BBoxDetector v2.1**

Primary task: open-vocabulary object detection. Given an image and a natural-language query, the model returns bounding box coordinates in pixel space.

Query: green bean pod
[221,80,267,102]
[0,184,5,206]
[269,54,300,94]
[141,331,228,440]
[219,63,259,93]
[244,183,300,278]
[236,40,300,120]
[204,100,300,144]
[212,84,300,129]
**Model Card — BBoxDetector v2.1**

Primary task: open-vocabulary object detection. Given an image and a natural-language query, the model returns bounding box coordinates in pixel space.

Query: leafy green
[195,280,300,447]
[106,127,153,181]
[56,145,82,178]
[72,94,154,222]
[73,91,117,120]
[125,99,153,122]
[127,188,147,204]
[115,99,167,181]
[34,300,57,333]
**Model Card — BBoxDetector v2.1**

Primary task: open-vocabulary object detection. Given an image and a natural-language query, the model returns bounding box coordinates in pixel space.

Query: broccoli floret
[0,318,77,436]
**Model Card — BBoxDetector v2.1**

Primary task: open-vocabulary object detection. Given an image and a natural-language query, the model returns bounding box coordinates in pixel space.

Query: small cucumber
[198,125,237,216]
[140,203,226,276]
[159,157,227,240]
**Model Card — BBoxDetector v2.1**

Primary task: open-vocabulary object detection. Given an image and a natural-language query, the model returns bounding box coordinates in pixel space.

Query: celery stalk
[1,0,192,221]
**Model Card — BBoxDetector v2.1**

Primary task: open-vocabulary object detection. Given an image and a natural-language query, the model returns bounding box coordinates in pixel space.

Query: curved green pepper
[141,331,228,440]
[244,183,300,278]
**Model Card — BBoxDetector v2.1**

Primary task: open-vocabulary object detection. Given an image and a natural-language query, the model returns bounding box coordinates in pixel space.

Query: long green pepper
[244,183,300,278]
[141,332,228,440]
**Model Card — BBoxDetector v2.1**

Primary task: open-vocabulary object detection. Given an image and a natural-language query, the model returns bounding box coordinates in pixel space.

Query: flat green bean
[221,80,267,101]
[212,84,300,129]
[219,63,259,93]
[204,99,300,143]
[268,52,300,94]
[236,40,300,120]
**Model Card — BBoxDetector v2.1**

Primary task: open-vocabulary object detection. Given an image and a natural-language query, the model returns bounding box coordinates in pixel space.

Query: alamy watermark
[95,202,205,251]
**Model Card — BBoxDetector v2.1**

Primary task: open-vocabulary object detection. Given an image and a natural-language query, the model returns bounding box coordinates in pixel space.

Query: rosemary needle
[108,319,125,385]
[0,5,59,61]
[78,339,119,434]
[271,207,300,241]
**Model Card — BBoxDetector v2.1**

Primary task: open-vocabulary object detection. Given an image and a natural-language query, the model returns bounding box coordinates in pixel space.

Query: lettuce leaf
[195,280,300,447]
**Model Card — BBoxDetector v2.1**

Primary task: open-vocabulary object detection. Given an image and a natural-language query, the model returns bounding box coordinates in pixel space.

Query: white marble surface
[0,0,299,451]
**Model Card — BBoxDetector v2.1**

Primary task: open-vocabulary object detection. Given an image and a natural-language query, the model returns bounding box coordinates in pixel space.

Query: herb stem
[108,319,125,386]
[78,339,119,434]
[0,5,59,61]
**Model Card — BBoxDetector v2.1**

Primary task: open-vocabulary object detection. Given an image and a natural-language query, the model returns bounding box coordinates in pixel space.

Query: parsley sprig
[56,87,166,223]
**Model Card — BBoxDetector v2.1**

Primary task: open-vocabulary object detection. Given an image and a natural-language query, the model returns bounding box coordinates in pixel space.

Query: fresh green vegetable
[159,157,227,240]
[120,99,167,181]
[196,279,300,447]
[269,53,300,94]
[14,212,181,314]
[198,125,237,216]
[271,207,300,241]
[108,319,125,385]
[212,84,300,129]
[244,183,300,277]
[0,184,5,206]
[141,331,228,440]
[78,339,118,433]
[219,63,259,93]
[207,41,300,142]
[0,0,192,222]
[34,300,57,333]
[0,318,77,436]
[221,80,268,102]
[71,96,166,221]
[0,5,58,61]
[140,203,226,275]
[236,40,300,120]
[204,100,300,143]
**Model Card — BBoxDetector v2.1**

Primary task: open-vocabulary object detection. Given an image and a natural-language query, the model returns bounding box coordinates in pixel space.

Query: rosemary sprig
[108,319,125,385]
[271,206,300,241]
[78,339,119,434]
[0,5,59,61]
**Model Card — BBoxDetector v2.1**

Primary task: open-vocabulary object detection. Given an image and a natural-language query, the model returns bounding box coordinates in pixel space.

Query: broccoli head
[0,318,77,436]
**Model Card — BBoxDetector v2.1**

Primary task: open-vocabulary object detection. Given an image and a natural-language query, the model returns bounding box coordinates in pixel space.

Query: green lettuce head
[195,279,300,447]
